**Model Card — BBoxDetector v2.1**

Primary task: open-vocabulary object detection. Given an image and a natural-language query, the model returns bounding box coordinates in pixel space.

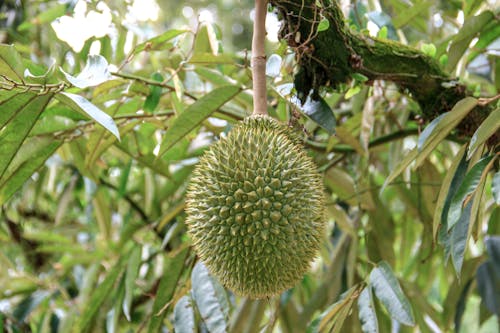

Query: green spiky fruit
[185,115,325,298]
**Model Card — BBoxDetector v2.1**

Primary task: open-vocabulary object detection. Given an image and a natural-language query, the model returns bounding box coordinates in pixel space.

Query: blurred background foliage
[0,0,499,332]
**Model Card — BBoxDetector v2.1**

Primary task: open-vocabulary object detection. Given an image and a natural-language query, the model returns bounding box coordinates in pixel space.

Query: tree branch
[252,0,269,116]
[270,0,497,141]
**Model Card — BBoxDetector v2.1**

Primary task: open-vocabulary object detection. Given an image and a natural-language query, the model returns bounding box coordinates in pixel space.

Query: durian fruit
[185,115,325,298]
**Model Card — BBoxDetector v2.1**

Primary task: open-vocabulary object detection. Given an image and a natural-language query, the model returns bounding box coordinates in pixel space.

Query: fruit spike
[185,115,325,298]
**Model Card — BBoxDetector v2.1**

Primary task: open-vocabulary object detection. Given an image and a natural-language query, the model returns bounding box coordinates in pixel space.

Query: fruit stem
[251,0,268,116]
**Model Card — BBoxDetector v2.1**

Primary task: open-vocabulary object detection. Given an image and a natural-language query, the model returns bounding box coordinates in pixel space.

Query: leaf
[307,285,362,333]
[467,22,500,63]
[450,201,473,275]
[61,55,112,88]
[188,53,234,64]
[266,54,282,78]
[493,170,500,205]
[381,148,418,192]
[345,85,361,99]
[415,97,477,167]
[144,72,163,113]
[360,95,375,151]
[0,92,53,180]
[433,144,467,241]
[123,246,141,321]
[447,155,494,231]
[358,286,379,333]
[297,95,336,134]
[57,92,120,140]
[370,261,415,326]
[317,17,330,32]
[191,262,228,333]
[18,3,68,31]
[148,247,189,333]
[366,11,398,40]
[78,263,123,332]
[174,295,196,333]
[477,261,500,316]
[134,29,188,54]
[392,1,432,29]
[468,107,500,159]
[0,43,25,81]
[0,136,62,205]
[446,11,494,72]
[158,85,241,157]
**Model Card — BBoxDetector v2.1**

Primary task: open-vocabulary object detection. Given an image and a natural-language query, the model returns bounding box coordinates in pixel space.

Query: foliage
[0,0,499,332]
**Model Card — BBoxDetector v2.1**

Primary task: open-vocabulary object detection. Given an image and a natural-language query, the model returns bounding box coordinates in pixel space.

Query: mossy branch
[270,0,497,140]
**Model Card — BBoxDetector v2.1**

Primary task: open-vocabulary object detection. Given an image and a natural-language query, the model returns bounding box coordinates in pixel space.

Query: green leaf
[446,11,494,72]
[0,92,53,180]
[392,1,432,29]
[493,171,500,205]
[298,95,336,134]
[191,262,228,333]
[317,17,330,32]
[123,246,141,321]
[188,53,234,64]
[57,92,120,140]
[307,285,362,333]
[345,85,361,99]
[468,107,500,159]
[144,72,163,113]
[433,144,467,240]
[0,136,62,205]
[158,85,241,157]
[415,97,477,167]
[78,263,123,332]
[451,201,473,275]
[0,43,25,81]
[18,4,68,31]
[148,247,189,333]
[61,55,111,88]
[447,155,494,231]
[381,148,418,192]
[174,295,196,333]
[358,286,379,333]
[370,261,415,326]
[467,23,500,63]
[133,29,189,54]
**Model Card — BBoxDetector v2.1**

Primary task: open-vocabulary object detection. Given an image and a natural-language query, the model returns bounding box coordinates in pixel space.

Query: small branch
[252,0,269,116]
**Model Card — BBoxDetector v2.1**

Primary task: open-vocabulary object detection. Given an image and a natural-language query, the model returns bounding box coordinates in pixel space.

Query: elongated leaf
[307,285,362,333]
[134,29,188,54]
[0,44,24,81]
[174,295,196,333]
[148,247,189,333]
[158,85,241,157]
[0,92,53,179]
[447,155,494,231]
[358,286,379,333]
[61,55,111,88]
[468,107,500,159]
[381,148,418,192]
[415,97,477,167]
[57,92,120,140]
[370,261,415,326]
[433,144,467,240]
[0,136,62,205]
[299,95,336,134]
[123,246,141,321]
[493,170,500,205]
[451,201,473,275]
[18,4,67,31]
[446,11,494,72]
[191,262,228,333]
[78,263,123,332]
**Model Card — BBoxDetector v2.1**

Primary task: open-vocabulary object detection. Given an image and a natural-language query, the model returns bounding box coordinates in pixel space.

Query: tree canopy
[0,0,499,332]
